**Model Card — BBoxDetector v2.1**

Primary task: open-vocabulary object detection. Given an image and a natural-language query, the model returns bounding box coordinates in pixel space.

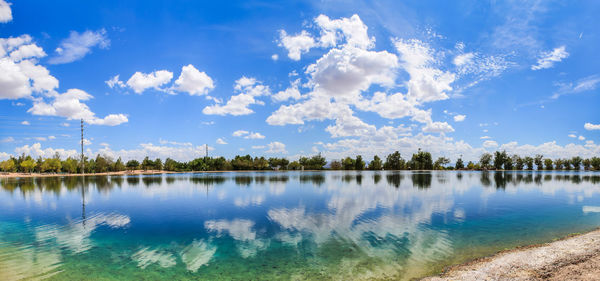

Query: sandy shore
[0,170,176,178]
[423,229,600,281]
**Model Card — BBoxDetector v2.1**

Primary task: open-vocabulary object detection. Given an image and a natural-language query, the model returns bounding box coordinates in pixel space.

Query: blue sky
[1,0,599,162]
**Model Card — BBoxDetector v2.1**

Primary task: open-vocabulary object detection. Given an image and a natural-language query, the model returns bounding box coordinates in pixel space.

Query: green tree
[591,157,600,171]
[288,161,301,170]
[113,157,126,171]
[384,151,405,170]
[466,161,475,170]
[554,159,564,170]
[354,155,365,170]
[410,150,433,170]
[367,155,383,170]
[523,156,534,170]
[544,158,553,170]
[434,157,450,170]
[583,158,591,171]
[126,160,140,170]
[493,151,508,170]
[0,159,16,172]
[563,159,571,170]
[455,158,464,170]
[514,155,524,170]
[330,160,342,170]
[571,156,582,171]
[479,153,493,170]
[534,154,544,170]
[342,157,355,170]
[20,159,37,173]
[95,155,110,173]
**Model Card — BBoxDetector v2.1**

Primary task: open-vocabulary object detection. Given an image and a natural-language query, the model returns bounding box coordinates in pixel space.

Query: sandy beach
[423,229,600,281]
[0,170,176,178]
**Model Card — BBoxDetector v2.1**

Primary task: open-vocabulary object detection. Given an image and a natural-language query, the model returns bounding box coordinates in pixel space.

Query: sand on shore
[0,170,175,178]
[423,229,600,281]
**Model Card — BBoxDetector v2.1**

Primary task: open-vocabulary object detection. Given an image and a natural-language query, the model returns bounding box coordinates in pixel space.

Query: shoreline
[422,228,600,281]
[1,169,597,179]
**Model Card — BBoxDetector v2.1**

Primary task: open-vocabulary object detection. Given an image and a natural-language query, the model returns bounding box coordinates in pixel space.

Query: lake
[1,171,600,280]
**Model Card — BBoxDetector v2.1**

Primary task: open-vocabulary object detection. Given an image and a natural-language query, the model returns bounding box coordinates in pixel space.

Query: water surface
[1,171,600,280]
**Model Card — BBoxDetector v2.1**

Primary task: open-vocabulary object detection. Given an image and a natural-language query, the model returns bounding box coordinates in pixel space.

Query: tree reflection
[411,172,432,189]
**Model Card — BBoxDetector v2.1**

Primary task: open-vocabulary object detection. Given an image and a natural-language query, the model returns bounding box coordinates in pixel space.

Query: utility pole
[80,119,85,174]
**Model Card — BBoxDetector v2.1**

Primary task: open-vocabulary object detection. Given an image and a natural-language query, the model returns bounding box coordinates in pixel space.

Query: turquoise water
[1,171,600,280]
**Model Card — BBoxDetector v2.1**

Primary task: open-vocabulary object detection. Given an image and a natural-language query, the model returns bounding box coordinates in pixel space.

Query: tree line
[1,150,599,174]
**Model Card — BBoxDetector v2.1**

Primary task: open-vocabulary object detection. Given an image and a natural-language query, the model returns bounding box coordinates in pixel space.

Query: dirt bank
[0,170,176,178]
[423,229,600,281]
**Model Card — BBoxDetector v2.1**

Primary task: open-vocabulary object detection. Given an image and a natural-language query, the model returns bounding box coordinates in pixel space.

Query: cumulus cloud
[28,89,128,126]
[0,0,12,23]
[422,122,455,133]
[15,143,78,159]
[105,75,125,89]
[272,79,302,102]
[21,120,30,125]
[232,130,265,139]
[531,46,569,70]
[216,138,227,145]
[203,77,270,116]
[483,140,498,148]
[453,114,466,122]
[174,64,214,96]
[49,29,110,64]
[266,142,287,154]
[126,70,173,94]
[585,123,600,131]
[278,30,316,61]
[1,35,58,99]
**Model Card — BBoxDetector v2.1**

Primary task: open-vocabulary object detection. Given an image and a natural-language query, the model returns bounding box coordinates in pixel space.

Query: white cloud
[422,121,454,133]
[251,145,265,149]
[578,135,585,141]
[272,79,302,102]
[531,46,569,70]
[453,53,474,66]
[453,114,466,122]
[28,89,128,126]
[568,134,577,138]
[21,120,30,125]
[105,75,125,89]
[34,137,47,141]
[480,136,491,139]
[552,75,600,99]
[158,139,192,146]
[126,70,173,94]
[0,0,12,23]
[278,30,316,61]
[203,77,269,116]
[174,64,214,96]
[271,54,278,61]
[48,135,56,140]
[15,143,78,159]
[49,29,110,64]
[266,141,287,154]
[483,140,498,148]
[0,36,58,99]
[216,138,227,145]
[585,123,600,131]
[231,130,265,139]
[1,136,14,143]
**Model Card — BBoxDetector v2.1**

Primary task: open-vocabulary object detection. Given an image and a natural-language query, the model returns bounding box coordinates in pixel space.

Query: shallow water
[1,171,600,280]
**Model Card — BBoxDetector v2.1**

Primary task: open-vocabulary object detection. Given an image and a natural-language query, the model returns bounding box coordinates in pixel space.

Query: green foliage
[571,156,582,170]
[354,155,365,170]
[126,160,140,170]
[20,159,37,173]
[479,153,492,170]
[591,157,600,171]
[534,155,544,170]
[367,155,383,170]
[329,160,342,170]
[342,157,355,170]
[433,157,450,170]
[0,159,16,172]
[62,158,79,173]
[410,150,433,170]
[582,158,591,170]
[523,156,534,170]
[383,151,405,170]
[455,158,464,170]
[493,151,509,170]
[544,158,553,170]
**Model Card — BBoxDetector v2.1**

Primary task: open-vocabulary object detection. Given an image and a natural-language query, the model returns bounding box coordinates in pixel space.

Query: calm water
[1,171,600,280]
